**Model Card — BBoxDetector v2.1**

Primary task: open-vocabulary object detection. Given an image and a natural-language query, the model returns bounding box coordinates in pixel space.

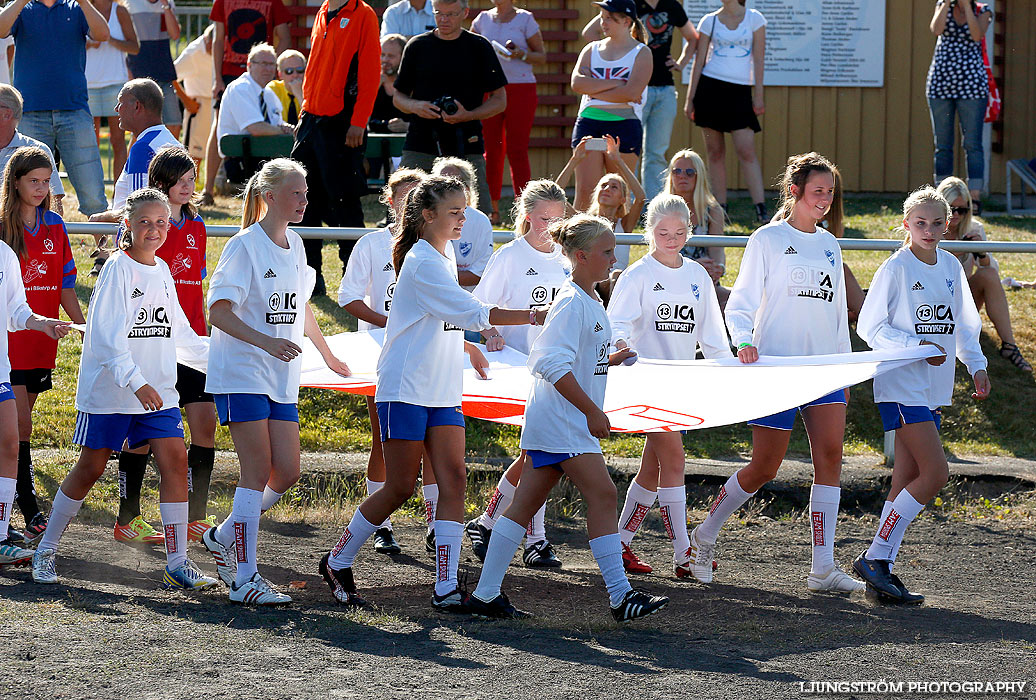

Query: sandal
[1000,342,1033,372]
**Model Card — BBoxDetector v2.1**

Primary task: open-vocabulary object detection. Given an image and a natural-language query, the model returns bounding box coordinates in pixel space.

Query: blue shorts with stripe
[877,402,942,432]
[73,408,184,451]
[376,401,465,442]
[526,450,584,472]
[213,393,299,425]
[0,382,13,403]
[748,389,848,431]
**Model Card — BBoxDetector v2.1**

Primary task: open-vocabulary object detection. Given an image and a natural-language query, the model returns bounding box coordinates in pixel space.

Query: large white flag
[300,331,940,433]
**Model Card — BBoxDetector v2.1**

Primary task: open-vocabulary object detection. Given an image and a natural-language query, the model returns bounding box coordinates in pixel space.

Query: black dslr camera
[431,95,459,117]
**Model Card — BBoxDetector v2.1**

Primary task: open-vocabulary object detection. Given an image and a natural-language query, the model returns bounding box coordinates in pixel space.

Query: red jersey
[8,208,76,370]
[156,211,208,336]
[210,0,293,78]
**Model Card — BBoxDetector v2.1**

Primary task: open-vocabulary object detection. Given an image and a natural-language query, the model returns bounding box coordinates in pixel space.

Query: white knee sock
[657,485,689,562]
[589,532,633,607]
[38,488,84,552]
[526,503,547,546]
[160,501,188,569]
[328,509,378,570]
[433,519,463,597]
[618,481,656,546]
[875,500,894,570]
[472,516,525,602]
[867,490,924,562]
[809,484,841,574]
[260,485,285,513]
[0,477,16,540]
[422,483,438,534]
[698,471,755,544]
[218,487,262,587]
[366,480,391,529]
[478,475,516,530]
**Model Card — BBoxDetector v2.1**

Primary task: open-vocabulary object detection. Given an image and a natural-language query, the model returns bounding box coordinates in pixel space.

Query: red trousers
[482,81,537,202]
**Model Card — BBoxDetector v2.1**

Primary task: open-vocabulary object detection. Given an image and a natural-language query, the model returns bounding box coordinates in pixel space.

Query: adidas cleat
[31,547,57,584]
[684,527,715,583]
[808,564,866,594]
[186,516,217,543]
[23,512,48,547]
[163,558,219,591]
[466,593,531,620]
[372,527,401,555]
[0,538,33,567]
[523,540,562,568]
[610,588,669,623]
[114,516,165,545]
[465,519,491,562]
[229,573,291,606]
[318,553,367,606]
[201,525,237,586]
[621,543,652,574]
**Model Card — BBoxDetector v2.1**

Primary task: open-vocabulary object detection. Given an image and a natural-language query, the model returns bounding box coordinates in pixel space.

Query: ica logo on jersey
[787,265,834,302]
[266,291,298,325]
[915,304,955,334]
[655,303,695,333]
[594,341,609,376]
[129,305,171,338]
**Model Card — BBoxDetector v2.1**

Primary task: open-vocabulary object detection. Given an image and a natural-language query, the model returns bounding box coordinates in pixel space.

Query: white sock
[698,471,755,544]
[433,519,463,597]
[657,485,689,562]
[876,500,894,570]
[217,487,261,587]
[260,485,285,513]
[37,488,84,552]
[366,480,391,529]
[0,477,15,539]
[809,484,841,574]
[422,483,438,534]
[867,490,924,561]
[478,475,516,530]
[618,480,657,546]
[589,532,633,607]
[328,509,378,570]
[472,516,525,602]
[525,503,547,546]
[160,501,188,570]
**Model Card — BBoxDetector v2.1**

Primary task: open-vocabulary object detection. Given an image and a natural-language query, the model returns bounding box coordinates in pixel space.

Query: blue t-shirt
[11,0,91,112]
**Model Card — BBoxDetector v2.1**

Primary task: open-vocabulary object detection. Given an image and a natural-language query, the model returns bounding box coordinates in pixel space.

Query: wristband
[737,342,753,350]
[529,309,538,326]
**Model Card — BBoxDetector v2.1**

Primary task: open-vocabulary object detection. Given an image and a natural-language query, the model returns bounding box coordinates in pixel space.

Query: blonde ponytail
[240,158,307,228]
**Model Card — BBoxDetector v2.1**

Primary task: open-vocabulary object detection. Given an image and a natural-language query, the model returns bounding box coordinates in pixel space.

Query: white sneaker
[807,565,866,593]
[229,572,291,606]
[684,526,715,584]
[202,526,237,586]
[32,547,57,584]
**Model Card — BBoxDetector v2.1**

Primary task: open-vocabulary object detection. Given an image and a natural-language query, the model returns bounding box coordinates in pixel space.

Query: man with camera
[392,0,506,215]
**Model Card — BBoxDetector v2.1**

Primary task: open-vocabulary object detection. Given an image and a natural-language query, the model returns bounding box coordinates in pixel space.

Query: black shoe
[465,518,491,562]
[318,553,367,606]
[431,587,469,614]
[312,272,326,297]
[523,540,561,568]
[5,526,26,548]
[24,512,47,546]
[610,588,669,622]
[466,592,531,620]
[372,527,401,555]
[425,529,436,553]
[755,202,768,223]
[889,572,925,605]
[852,552,903,602]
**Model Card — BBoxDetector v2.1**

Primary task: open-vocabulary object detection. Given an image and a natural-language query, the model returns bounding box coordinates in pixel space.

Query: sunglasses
[950,206,970,215]
[671,167,697,176]
[282,67,305,76]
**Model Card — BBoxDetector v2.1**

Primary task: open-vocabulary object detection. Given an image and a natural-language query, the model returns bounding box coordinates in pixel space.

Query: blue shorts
[73,408,184,451]
[748,389,847,431]
[376,401,465,442]
[0,382,13,403]
[878,402,943,432]
[213,394,299,425]
[571,116,643,156]
[526,450,582,472]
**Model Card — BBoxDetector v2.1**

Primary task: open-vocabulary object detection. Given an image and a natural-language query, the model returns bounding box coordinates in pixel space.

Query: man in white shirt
[0,83,64,215]
[380,0,435,39]
[174,24,214,164]
[216,42,290,184]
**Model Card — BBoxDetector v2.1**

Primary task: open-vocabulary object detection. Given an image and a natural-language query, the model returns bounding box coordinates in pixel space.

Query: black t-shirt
[393,29,507,155]
[636,0,688,87]
[369,82,406,132]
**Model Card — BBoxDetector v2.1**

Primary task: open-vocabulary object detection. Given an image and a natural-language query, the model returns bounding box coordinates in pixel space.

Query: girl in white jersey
[853,187,990,605]
[31,189,214,591]
[320,175,544,612]
[466,214,668,622]
[465,179,569,569]
[609,194,731,577]
[201,159,351,606]
[684,152,865,594]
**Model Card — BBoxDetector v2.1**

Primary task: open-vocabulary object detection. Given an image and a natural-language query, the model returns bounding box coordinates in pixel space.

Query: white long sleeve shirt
[725,220,851,356]
[452,206,494,290]
[375,240,494,407]
[608,253,731,361]
[205,224,315,403]
[337,227,395,331]
[0,241,34,385]
[519,280,611,455]
[473,235,570,354]
[858,247,987,408]
[76,251,208,414]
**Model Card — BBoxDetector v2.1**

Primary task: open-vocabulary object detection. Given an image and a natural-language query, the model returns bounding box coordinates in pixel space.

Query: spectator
[582,0,698,202]
[0,35,11,85]
[267,50,306,126]
[174,24,215,171]
[367,33,408,184]
[471,0,545,225]
[0,0,110,218]
[380,0,435,39]
[684,0,768,223]
[217,43,291,185]
[927,0,992,215]
[937,176,1031,372]
[0,84,65,216]
[392,0,506,216]
[290,0,379,296]
[123,0,182,138]
[85,0,139,182]
[431,156,493,289]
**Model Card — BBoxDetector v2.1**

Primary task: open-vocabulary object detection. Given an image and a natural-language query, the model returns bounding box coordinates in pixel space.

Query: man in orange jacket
[290,0,380,295]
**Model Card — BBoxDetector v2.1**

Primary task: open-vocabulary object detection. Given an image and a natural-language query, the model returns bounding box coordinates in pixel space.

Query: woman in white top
[609,194,731,577]
[685,152,864,595]
[431,157,495,290]
[684,0,768,222]
[200,159,350,606]
[854,186,990,604]
[321,175,544,612]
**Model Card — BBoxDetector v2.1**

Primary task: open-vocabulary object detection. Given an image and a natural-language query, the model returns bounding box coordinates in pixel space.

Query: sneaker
[610,588,669,623]
[621,543,652,574]
[684,527,715,583]
[888,572,925,606]
[808,564,867,594]
[318,553,367,606]
[466,592,531,620]
[31,546,57,584]
[425,529,436,553]
[23,512,48,546]
[113,516,165,545]
[6,525,27,548]
[163,558,219,591]
[523,540,562,568]
[852,553,904,601]
[186,516,217,543]
[229,572,291,606]
[201,525,237,586]
[465,518,491,562]
[0,537,32,566]
[431,587,469,614]
[372,527,401,555]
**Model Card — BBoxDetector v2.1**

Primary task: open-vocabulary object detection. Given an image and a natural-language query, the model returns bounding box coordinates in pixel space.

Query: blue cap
[593,0,638,21]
